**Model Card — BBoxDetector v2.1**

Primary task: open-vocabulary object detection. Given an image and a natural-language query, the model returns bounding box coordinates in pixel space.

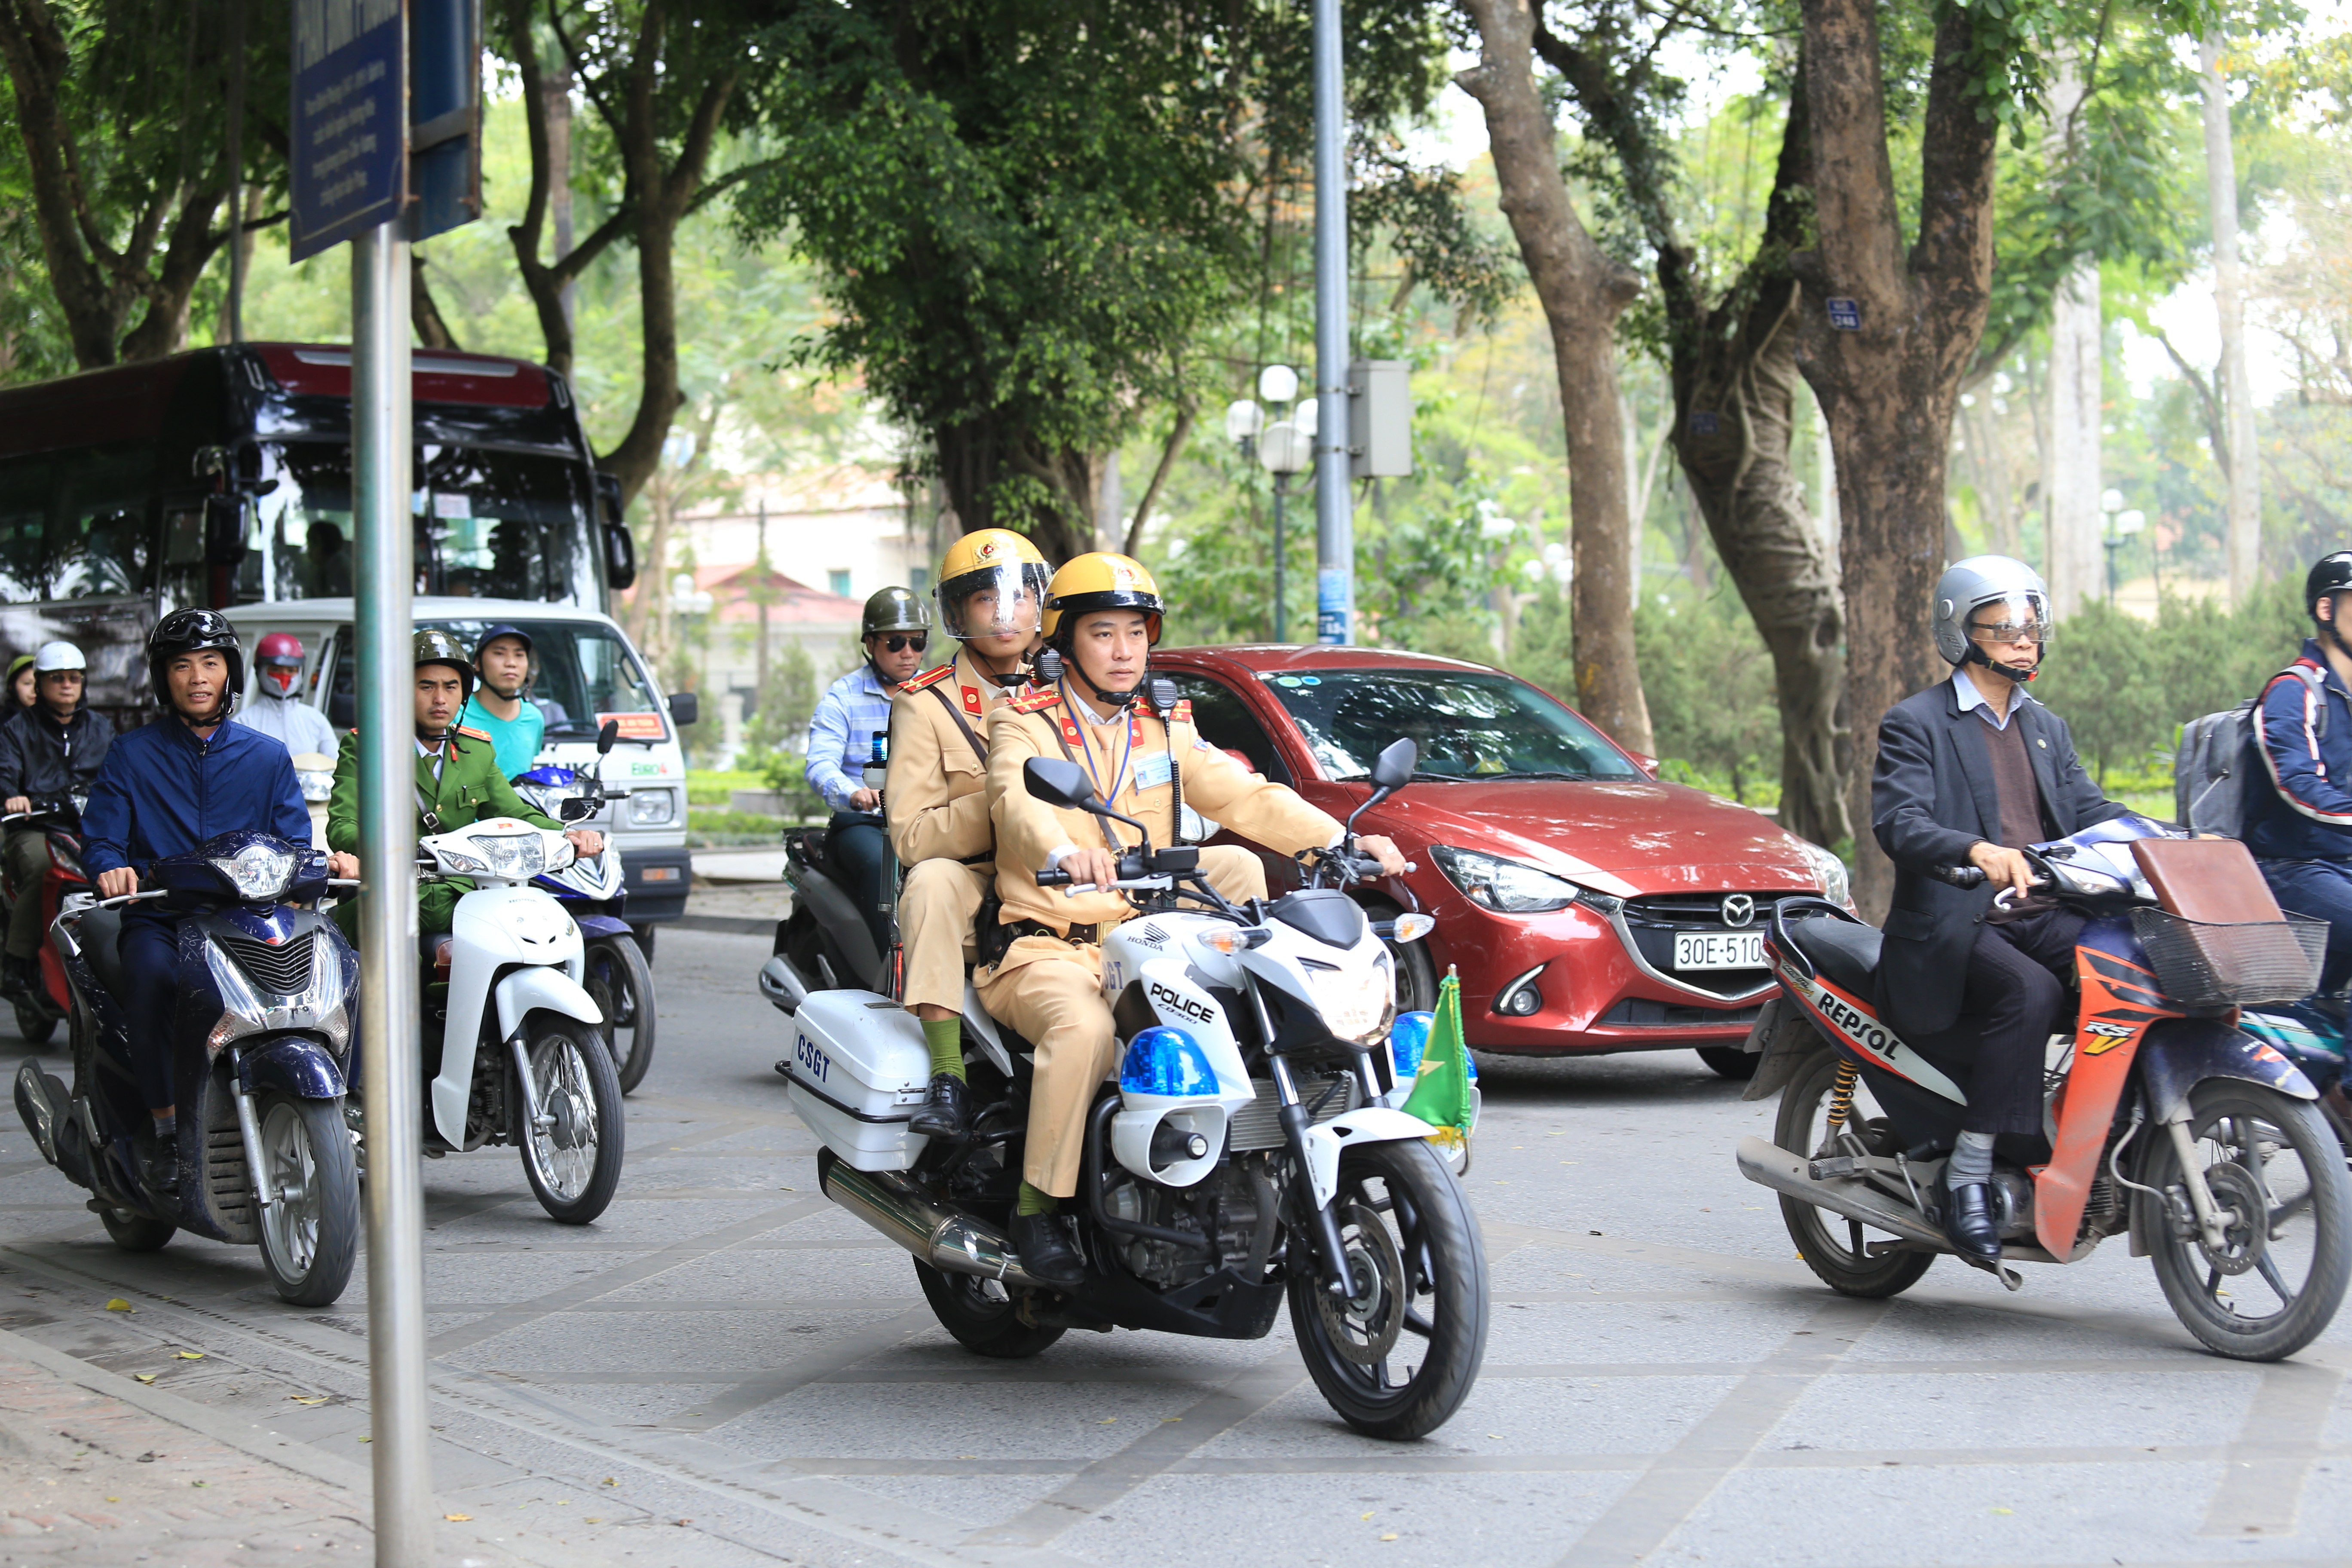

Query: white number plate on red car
[1675,931,1765,971]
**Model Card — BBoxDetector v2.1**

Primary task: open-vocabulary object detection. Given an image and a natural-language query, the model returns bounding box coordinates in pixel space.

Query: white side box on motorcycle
[781,989,931,1170]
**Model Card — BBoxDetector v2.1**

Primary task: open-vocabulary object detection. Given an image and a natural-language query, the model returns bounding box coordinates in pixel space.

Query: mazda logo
[1720,894,1756,928]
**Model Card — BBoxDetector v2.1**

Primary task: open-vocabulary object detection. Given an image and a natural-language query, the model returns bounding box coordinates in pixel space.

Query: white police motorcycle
[772,739,1488,1439]
[386,817,625,1222]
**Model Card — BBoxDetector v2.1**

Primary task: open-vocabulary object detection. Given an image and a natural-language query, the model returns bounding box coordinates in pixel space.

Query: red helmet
[255,632,304,667]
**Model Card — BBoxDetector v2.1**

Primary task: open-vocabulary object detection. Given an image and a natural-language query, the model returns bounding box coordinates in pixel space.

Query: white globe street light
[1258,364,1299,405]
[1259,420,1311,642]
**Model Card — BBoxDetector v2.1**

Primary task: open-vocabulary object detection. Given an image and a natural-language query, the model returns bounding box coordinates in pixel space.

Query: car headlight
[1795,837,1851,906]
[472,832,548,880]
[1431,845,1581,913]
[627,789,675,826]
[211,842,296,902]
[297,769,334,803]
[1308,960,1393,1045]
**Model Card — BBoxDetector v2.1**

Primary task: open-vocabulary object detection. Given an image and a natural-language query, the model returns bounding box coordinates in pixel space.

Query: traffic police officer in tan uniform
[888,529,1052,1138]
[980,553,1406,1283]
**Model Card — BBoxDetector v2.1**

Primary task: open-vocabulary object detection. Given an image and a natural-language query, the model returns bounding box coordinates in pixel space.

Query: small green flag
[1401,966,1475,1145]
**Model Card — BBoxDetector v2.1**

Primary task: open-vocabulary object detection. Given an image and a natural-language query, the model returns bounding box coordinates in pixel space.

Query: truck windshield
[329,618,665,741]
[253,442,594,604]
[1258,668,1642,783]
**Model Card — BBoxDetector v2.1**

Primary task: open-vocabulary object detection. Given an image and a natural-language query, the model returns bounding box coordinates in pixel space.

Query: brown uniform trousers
[980,685,1342,1195]
[885,650,1020,1015]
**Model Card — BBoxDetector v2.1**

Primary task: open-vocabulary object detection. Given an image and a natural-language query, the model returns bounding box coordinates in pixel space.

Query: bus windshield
[254,443,595,604]
[328,617,665,742]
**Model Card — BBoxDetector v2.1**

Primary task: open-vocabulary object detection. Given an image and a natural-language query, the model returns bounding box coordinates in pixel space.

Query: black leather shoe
[0,955,28,998]
[137,1132,179,1195]
[1937,1168,2002,1266]
[1009,1210,1086,1288]
[907,1072,969,1139]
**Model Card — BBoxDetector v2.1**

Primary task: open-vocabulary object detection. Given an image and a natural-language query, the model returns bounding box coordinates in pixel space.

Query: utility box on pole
[1349,360,1412,479]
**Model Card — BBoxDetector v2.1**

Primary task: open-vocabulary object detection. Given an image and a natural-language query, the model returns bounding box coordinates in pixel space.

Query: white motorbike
[770,738,1489,1439]
[392,818,625,1223]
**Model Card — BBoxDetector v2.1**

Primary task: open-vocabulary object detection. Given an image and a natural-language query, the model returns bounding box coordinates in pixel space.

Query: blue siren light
[1120,1026,1218,1099]
[1390,1011,1434,1079]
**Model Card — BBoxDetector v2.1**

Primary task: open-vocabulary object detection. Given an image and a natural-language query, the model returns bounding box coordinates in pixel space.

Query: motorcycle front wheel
[517,1015,625,1224]
[2142,1081,2352,1361]
[582,934,657,1094]
[254,1093,361,1307]
[1286,1138,1488,1441]
[1774,1045,1936,1298]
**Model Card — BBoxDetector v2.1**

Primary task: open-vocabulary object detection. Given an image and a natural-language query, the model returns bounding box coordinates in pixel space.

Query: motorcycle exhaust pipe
[817,1158,1050,1292]
[1735,1134,1952,1255]
[758,954,812,1016]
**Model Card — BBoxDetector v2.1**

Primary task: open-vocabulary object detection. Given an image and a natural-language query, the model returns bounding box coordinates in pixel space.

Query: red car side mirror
[1629,751,1661,777]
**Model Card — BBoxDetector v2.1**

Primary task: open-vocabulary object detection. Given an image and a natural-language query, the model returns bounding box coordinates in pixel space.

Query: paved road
[3,927,2349,1568]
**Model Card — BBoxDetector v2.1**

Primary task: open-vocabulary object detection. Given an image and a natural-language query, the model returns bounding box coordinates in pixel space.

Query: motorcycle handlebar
[1036,869,1071,886]
[1931,864,1988,889]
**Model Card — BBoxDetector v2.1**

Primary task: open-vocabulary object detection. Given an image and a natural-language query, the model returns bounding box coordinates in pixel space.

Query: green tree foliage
[737,636,823,816]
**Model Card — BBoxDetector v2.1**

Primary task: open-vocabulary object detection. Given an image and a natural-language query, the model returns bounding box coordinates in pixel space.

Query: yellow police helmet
[936,528,1050,641]
[1042,553,1164,647]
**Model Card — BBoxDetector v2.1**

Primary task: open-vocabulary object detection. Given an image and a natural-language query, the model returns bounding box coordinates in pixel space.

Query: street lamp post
[1231,366,1311,641]
[2100,488,2144,606]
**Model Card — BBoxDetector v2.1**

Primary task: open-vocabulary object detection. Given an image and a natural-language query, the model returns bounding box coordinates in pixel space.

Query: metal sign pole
[1311,0,1352,645]
[352,221,431,1565]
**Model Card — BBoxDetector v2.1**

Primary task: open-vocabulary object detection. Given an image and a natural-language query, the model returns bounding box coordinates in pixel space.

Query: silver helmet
[1932,556,2051,667]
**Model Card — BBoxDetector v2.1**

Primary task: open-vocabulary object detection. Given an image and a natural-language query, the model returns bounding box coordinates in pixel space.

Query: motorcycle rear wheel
[98,1206,174,1252]
[518,1015,625,1224]
[914,1261,1065,1358]
[583,934,657,1095]
[1774,1045,1936,1298]
[1287,1138,1488,1441]
[254,1093,361,1307]
[2143,1081,2352,1361]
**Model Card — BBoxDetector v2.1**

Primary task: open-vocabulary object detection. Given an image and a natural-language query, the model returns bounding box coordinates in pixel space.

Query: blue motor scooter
[512,721,655,1093]
[9,831,361,1305]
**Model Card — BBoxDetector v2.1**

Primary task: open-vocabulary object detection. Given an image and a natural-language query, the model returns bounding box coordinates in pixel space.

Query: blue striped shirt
[805,663,895,812]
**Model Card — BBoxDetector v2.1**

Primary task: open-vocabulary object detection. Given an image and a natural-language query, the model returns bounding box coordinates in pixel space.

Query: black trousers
[1950,906,2085,1135]
[827,811,893,964]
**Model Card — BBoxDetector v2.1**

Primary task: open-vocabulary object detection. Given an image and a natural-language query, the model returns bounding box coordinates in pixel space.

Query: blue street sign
[407,0,481,242]
[289,0,405,262]
[1826,297,1862,331]
[1317,567,1349,644]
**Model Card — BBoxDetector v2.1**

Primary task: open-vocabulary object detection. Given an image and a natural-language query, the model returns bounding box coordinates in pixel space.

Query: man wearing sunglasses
[806,587,935,960]
[1873,556,2128,1269]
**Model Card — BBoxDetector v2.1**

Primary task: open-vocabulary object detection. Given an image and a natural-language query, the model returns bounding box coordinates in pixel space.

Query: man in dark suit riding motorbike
[1871,556,2129,1265]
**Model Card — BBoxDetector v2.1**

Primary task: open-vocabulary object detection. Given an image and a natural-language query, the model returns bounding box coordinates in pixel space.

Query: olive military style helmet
[936,528,1050,643]
[147,608,245,719]
[1041,552,1165,648]
[413,628,476,705]
[861,586,931,639]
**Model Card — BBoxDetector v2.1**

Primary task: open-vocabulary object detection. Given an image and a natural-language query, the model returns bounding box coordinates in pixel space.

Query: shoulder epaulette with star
[898,665,955,695]
[456,725,491,743]
[1008,687,1063,714]
[1166,698,1193,726]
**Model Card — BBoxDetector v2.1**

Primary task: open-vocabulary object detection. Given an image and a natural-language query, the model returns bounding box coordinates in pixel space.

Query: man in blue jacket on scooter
[80,611,347,1193]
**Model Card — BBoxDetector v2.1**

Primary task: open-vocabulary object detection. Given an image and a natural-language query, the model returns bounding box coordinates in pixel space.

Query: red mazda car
[1151,645,1850,1074]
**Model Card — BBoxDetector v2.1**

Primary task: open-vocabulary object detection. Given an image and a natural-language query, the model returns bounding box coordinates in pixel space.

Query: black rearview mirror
[1371,738,1418,793]
[597,719,620,756]
[1024,756,1099,811]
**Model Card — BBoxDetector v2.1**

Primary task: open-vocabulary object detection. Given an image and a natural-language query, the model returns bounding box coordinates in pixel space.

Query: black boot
[1009,1210,1086,1288]
[0,953,29,998]
[1936,1164,2001,1266]
[907,1072,969,1138]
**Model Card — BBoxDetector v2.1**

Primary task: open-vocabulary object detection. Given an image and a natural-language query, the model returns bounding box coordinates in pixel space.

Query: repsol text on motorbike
[1739,814,2352,1361]
[778,737,1491,1439]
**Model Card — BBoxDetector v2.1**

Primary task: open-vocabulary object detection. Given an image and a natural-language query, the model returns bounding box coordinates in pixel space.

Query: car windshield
[1258,668,1641,783]
[328,618,663,740]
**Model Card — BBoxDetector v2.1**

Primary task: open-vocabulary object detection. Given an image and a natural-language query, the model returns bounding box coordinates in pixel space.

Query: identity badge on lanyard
[1065,681,1139,804]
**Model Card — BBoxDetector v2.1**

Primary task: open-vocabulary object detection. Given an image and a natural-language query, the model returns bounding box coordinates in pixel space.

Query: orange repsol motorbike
[1737,815,2352,1361]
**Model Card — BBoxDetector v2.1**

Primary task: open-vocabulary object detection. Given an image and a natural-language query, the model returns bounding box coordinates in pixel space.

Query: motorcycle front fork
[1268,1053,1361,1299]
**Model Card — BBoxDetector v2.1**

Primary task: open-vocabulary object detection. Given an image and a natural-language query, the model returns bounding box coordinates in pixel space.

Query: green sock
[922,1018,965,1081]
[1017,1181,1057,1216]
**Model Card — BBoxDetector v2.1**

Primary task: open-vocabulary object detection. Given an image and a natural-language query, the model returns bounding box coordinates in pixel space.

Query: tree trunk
[411,254,462,350]
[1455,0,1653,754]
[1793,0,2000,916]
[2201,32,2262,605]
[2042,58,2103,619]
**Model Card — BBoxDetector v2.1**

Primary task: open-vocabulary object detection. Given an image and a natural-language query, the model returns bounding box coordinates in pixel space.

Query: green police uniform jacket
[326,725,564,935]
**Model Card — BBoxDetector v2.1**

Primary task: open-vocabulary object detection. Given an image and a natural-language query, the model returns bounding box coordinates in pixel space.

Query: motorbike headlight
[517,783,561,818]
[472,832,548,880]
[627,789,675,826]
[211,842,296,902]
[1431,845,1581,914]
[1308,960,1393,1045]
[1796,837,1851,906]
[297,769,335,803]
